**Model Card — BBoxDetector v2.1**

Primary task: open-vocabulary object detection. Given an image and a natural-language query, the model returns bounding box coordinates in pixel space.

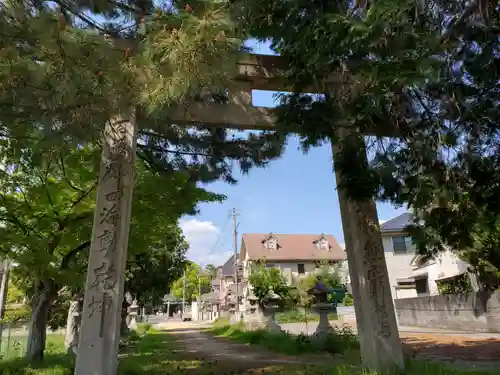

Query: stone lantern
[127,300,139,330]
[242,291,265,330]
[307,278,335,337]
[246,292,259,313]
[261,288,281,332]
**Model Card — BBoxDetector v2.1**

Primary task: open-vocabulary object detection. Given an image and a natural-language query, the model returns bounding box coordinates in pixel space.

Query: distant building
[240,233,346,284]
[380,213,471,299]
[200,232,347,320]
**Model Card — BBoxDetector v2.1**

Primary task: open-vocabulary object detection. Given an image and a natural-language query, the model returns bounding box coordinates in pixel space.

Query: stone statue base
[262,306,281,333]
[311,303,335,338]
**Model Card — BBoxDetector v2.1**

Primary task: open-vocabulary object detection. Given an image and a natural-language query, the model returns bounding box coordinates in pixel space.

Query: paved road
[146,306,500,339]
[281,321,500,338]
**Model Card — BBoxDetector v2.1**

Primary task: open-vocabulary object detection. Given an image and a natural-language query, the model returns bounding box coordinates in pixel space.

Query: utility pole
[232,208,239,313]
[197,276,201,302]
[197,275,201,321]
[182,269,186,317]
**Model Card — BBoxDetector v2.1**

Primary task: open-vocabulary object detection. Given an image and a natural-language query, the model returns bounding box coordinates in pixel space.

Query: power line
[208,213,231,256]
[232,208,241,314]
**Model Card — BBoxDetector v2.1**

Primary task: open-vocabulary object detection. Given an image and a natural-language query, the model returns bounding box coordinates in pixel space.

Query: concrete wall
[394,291,500,332]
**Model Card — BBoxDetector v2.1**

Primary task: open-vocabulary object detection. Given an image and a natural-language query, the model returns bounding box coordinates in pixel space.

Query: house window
[267,238,277,250]
[415,277,429,295]
[392,236,408,254]
[320,238,329,249]
[265,263,276,269]
[297,264,305,274]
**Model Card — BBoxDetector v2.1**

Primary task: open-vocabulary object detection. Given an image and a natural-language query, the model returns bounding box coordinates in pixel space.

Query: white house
[380,213,472,299]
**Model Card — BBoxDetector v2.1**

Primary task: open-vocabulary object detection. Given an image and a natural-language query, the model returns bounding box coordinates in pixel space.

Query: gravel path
[154,320,500,372]
[155,321,331,365]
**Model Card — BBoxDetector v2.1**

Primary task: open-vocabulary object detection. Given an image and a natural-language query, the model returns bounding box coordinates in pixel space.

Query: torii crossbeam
[167,53,399,138]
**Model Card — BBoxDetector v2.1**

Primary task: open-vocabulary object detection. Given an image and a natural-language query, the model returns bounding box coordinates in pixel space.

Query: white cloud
[179,219,232,267]
[379,219,388,224]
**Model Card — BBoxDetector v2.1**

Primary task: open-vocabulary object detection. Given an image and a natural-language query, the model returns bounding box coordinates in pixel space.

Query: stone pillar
[330,127,404,372]
[313,303,334,338]
[74,113,137,375]
[263,308,281,333]
[64,295,83,354]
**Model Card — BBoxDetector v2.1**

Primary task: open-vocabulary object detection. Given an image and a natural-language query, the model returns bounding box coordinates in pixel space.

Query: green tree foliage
[6,280,24,304]
[248,263,290,304]
[170,262,211,302]
[204,264,218,279]
[436,274,473,295]
[291,264,342,307]
[0,0,285,186]
[1,0,285,362]
[125,232,188,309]
[0,142,220,298]
[0,140,223,359]
[235,0,500,288]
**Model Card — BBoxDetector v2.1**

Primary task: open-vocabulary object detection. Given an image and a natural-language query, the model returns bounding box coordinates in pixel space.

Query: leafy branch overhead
[1,0,286,186]
[233,0,500,285]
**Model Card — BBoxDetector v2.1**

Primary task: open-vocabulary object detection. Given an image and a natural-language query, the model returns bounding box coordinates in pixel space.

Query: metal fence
[0,322,29,360]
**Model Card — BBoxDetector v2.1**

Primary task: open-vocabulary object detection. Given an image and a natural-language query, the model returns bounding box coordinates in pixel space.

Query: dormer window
[320,238,329,250]
[267,238,277,250]
[263,234,278,250]
[315,235,329,250]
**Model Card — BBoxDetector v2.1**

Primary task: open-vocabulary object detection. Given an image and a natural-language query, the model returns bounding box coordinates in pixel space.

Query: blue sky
[181,40,408,266]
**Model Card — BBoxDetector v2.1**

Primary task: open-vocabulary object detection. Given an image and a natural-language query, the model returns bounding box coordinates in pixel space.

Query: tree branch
[58,152,86,194]
[60,240,91,270]
[137,144,211,157]
[68,181,98,210]
[54,0,114,36]
[441,1,480,42]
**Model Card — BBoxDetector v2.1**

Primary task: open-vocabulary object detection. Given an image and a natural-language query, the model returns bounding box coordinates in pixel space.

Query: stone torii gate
[74,54,404,375]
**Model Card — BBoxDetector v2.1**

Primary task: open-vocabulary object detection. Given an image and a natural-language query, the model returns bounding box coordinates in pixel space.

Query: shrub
[276,309,338,323]
[248,264,292,304]
[343,293,354,306]
[137,323,152,335]
[0,305,31,324]
[212,317,230,327]
[210,323,359,355]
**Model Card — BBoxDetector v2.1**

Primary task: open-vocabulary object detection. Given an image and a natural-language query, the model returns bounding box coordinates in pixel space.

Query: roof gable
[380,213,414,233]
[241,233,345,261]
[220,254,238,276]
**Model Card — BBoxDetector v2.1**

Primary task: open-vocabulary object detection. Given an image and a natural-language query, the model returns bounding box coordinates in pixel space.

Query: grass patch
[209,323,359,355]
[276,309,338,324]
[0,335,71,375]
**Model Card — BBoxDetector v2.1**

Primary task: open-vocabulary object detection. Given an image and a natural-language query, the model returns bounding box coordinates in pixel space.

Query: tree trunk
[0,259,11,319]
[26,283,54,362]
[120,298,130,336]
[64,294,83,354]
